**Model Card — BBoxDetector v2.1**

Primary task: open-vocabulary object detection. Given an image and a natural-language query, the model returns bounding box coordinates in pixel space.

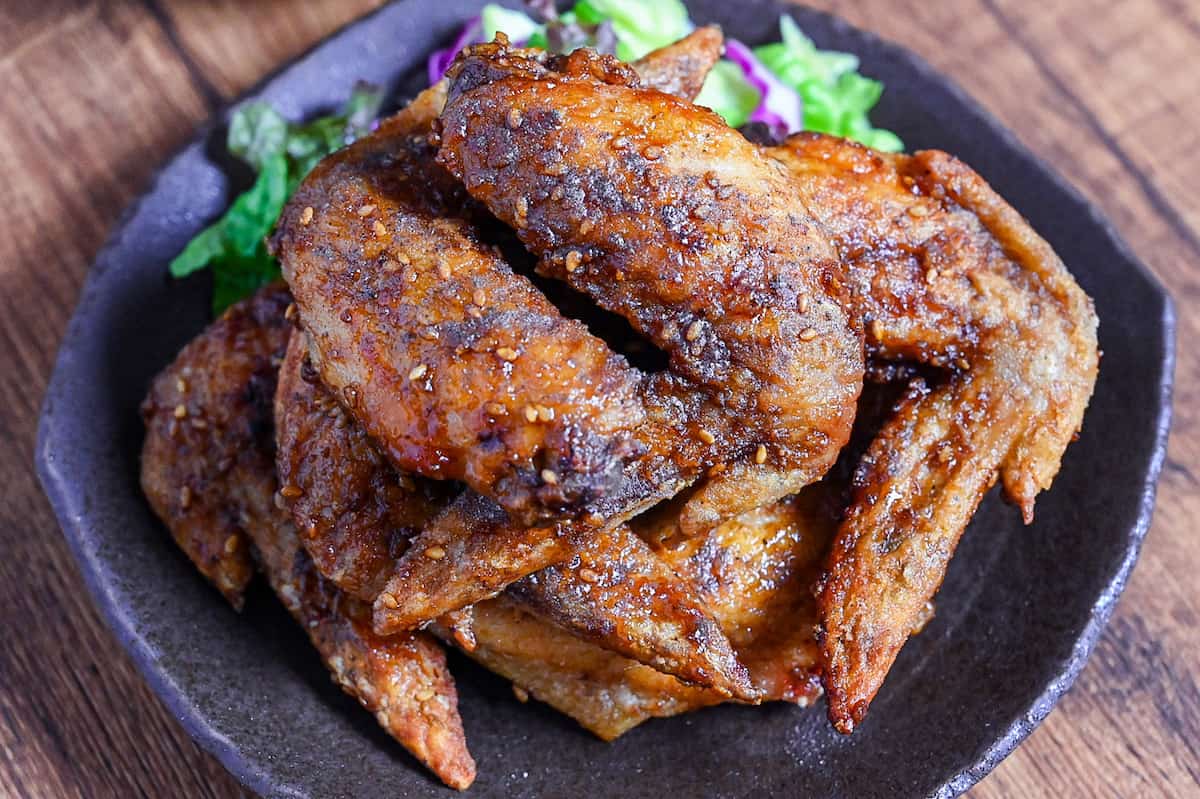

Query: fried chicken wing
[770,133,1099,731]
[509,519,756,699]
[440,488,835,739]
[630,25,723,100]
[438,41,863,536]
[275,329,754,697]
[275,331,456,600]
[140,288,475,790]
[140,283,292,607]
[274,82,647,524]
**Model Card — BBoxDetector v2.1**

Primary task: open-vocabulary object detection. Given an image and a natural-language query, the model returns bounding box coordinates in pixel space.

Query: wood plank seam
[140,0,225,110]
[980,0,1200,260]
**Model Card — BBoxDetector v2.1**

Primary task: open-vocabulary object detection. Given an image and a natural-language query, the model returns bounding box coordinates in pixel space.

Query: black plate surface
[36,1,1174,796]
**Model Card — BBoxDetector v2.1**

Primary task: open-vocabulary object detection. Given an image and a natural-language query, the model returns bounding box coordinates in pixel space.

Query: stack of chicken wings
[140,28,1097,789]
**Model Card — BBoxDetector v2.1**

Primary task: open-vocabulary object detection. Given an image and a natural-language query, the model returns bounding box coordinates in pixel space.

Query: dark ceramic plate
[36,1,1174,796]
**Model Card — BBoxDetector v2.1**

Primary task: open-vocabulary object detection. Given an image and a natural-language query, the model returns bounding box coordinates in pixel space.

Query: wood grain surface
[1,1,1195,796]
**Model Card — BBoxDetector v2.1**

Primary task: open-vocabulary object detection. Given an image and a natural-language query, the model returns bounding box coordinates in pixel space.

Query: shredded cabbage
[428,4,900,151]
[751,16,902,150]
[722,39,802,138]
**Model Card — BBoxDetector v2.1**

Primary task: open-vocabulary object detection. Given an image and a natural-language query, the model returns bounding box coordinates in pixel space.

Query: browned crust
[630,25,723,101]
[139,284,292,607]
[140,287,475,789]
[438,42,863,535]
[275,331,454,600]
[773,134,1098,732]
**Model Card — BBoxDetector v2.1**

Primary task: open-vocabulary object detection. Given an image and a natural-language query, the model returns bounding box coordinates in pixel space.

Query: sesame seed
[357,203,377,217]
[178,485,192,509]
[869,320,884,341]
[797,294,810,313]
[926,268,939,282]
[697,428,716,445]
[408,364,428,381]
[536,405,555,422]
[300,206,314,225]
[541,469,559,485]
[685,320,703,341]
[524,405,539,423]
[496,346,519,361]
[755,444,768,464]
[579,219,594,234]
[585,512,605,526]
[512,685,530,703]
[564,250,583,273]
[425,546,446,560]
[643,145,663,160]
[416,688,436,702]
[224,535,240,555]
[956,358,971,370]
[506,107,524,129]
[437,260,452,279]
[175,377,188,394]
[473,289,487,306]
[578,567,600,583]
[908,204,931,218]
[550,186,565,201]
[285,302,298,322]
[515,197,529,217]
[800,327,819,341]
[173,404,188,419]
[280,484,303,499]
[379,592,399,609]
[373,220,388,237]
[486,402,507,416]
[190,418,208,430]
[937,444,954,463]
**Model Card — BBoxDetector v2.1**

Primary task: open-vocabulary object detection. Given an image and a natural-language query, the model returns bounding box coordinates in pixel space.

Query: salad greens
[170,84,383,314]
[173,1,901,312]
[431,1,901,149]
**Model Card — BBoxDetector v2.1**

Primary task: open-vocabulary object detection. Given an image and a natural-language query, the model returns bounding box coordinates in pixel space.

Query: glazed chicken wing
[770,133,1099,731]
[275,329,755,698]
[441,487,836,739]
[140,283,292,607]
[140,287,475,790]
[274,35,740,626]
[437,40,863,535]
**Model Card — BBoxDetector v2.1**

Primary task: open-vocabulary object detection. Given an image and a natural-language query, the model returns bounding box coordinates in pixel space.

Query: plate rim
[35,1,1177,796]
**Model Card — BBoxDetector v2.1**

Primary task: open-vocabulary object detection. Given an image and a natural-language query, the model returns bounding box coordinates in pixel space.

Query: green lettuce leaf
[170,83,384,314]
[694,60,760,128]
[575,0,691,60]
[753,16,902,151]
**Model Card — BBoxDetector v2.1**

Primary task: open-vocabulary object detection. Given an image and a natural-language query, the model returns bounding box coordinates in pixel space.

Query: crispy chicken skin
[274,82,647,524]
[140,288,475,790]
[275,330,455,601]
[274,38,737,624]
[442,489,834,739]
[438,41,863,535]
[771,133,1099,731]
[510,518,757,699]
[140,284,291,607]
[276,329,755,697]
[630,25,723,100]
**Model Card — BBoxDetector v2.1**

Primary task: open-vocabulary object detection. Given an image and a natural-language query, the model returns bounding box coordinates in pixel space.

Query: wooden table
[2,1,1196,796]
